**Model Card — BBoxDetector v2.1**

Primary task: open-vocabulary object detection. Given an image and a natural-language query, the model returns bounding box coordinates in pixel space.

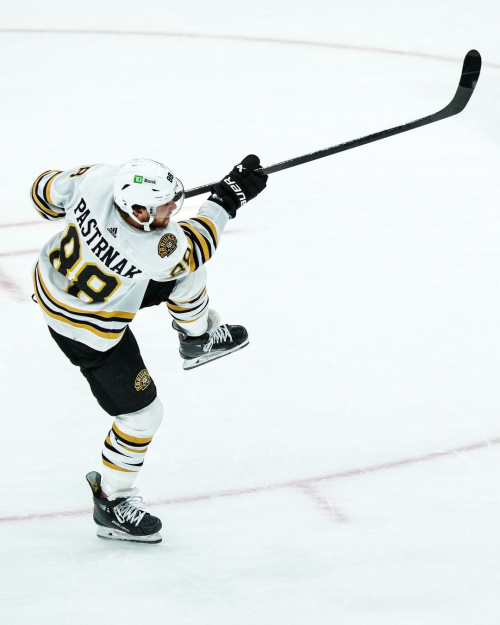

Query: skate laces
[204,324,232,353]
[114,494,147,527]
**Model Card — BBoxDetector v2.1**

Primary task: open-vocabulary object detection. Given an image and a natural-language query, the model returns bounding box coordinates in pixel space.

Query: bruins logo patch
[134,369,152,392]
[158,233,178,258]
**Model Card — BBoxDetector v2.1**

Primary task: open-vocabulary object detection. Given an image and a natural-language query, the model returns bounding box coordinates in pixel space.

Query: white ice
[1,1,500,623]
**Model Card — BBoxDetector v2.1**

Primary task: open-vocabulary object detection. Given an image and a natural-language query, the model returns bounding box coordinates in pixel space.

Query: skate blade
[96,526,162,544]
[182,339,249,370]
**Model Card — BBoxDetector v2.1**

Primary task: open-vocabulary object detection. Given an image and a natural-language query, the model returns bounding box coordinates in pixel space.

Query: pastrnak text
[74,198,142,279]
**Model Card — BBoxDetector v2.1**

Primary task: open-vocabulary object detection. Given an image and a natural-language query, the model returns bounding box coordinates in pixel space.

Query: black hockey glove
[209,154,268,218]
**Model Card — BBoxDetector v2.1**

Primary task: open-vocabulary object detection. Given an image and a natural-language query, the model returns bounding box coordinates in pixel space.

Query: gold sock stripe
[171,310,208,324]
[112,423,153,445]
[103,447,145,467]
[102,458,136,473]
[168,300,208,322]
[119,442,149,454]
[109,433,150,454]
[166,298,207,313]
[177,287,207,305]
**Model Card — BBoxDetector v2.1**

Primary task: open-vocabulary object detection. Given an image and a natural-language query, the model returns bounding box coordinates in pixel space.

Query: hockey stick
[185,49,481,199]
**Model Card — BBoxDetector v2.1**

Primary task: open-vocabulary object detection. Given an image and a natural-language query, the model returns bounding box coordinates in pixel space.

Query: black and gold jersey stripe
[33,264,131,340]
[178,221,213,265]
[31,170,64,221]
[191,217,218,248]
[35,264,134,322]
[184,236,198,273]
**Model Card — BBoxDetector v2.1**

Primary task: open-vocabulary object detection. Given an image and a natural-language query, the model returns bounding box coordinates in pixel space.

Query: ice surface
[1,1,500,623]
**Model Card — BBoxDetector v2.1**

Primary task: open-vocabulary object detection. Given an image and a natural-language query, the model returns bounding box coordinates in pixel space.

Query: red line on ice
[0,220,44,229]
[0,249,39,258]
[0,29,497,522]
[1,436,498,524]
[1,28,499,68]
[0,250,38,301]
[297,483,350,522]
[0,35,494,236]
[0,266,28,301]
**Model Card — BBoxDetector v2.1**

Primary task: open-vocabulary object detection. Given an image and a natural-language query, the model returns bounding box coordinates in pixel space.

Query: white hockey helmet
[113,158,185,230]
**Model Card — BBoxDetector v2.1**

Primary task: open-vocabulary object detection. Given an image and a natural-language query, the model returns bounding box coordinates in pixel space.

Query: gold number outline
[49,223,121,303]
[169,247,192,279]
[69,166,93,178]
[49,223,81,277]
[67,262,121,303]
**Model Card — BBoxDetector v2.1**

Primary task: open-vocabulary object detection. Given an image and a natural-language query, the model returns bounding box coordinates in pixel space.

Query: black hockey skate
[86,471,162,544]
[173,321,249,370]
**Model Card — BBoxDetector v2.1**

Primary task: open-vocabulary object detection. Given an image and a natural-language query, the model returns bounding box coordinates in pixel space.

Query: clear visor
[169,178,185,216]
[137,178,185,227]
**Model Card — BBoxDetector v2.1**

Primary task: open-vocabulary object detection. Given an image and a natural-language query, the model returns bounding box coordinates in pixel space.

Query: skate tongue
[204,325,232,352]
[206,309,221,333]
[86,471,102,496]
[107,487,139,501]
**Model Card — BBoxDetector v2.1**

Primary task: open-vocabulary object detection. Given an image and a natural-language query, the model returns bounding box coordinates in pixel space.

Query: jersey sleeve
[31,165,95,221]
[177,200,230,271]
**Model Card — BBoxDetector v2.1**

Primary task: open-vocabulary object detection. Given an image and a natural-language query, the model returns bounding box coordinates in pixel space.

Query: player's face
[128,200,178,230]
[130,201,177,230]
[151,200,177,229]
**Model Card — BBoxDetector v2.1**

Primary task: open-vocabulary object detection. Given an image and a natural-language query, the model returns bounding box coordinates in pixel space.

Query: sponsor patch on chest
[158,233,178,258]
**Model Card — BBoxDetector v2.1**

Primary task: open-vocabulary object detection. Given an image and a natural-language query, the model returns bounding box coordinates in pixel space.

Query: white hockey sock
[168,292,210,336]
[101,397,163,495]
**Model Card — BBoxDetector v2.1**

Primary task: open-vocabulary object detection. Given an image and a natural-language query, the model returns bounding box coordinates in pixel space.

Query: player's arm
[177,155,267,268]
[30,165,94,220]
[177,201,228,270]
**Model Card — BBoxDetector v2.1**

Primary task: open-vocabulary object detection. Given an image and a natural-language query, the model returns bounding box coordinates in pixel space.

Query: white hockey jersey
[31,164,229,351]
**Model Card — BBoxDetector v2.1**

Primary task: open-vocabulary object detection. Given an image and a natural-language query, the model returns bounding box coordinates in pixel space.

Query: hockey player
[31,156,267,543]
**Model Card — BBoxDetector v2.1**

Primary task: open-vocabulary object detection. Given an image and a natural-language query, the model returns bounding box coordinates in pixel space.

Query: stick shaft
[185,50,481,199]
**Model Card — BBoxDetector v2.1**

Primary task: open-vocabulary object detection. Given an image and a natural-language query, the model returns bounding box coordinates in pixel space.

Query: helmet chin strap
[130,206,156,231]
[142,218,154,232]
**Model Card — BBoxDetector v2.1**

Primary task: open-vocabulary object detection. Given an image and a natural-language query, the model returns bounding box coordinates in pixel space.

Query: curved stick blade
[460,49,481,91]
[185,50,482,198]
[439,49,481,118]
